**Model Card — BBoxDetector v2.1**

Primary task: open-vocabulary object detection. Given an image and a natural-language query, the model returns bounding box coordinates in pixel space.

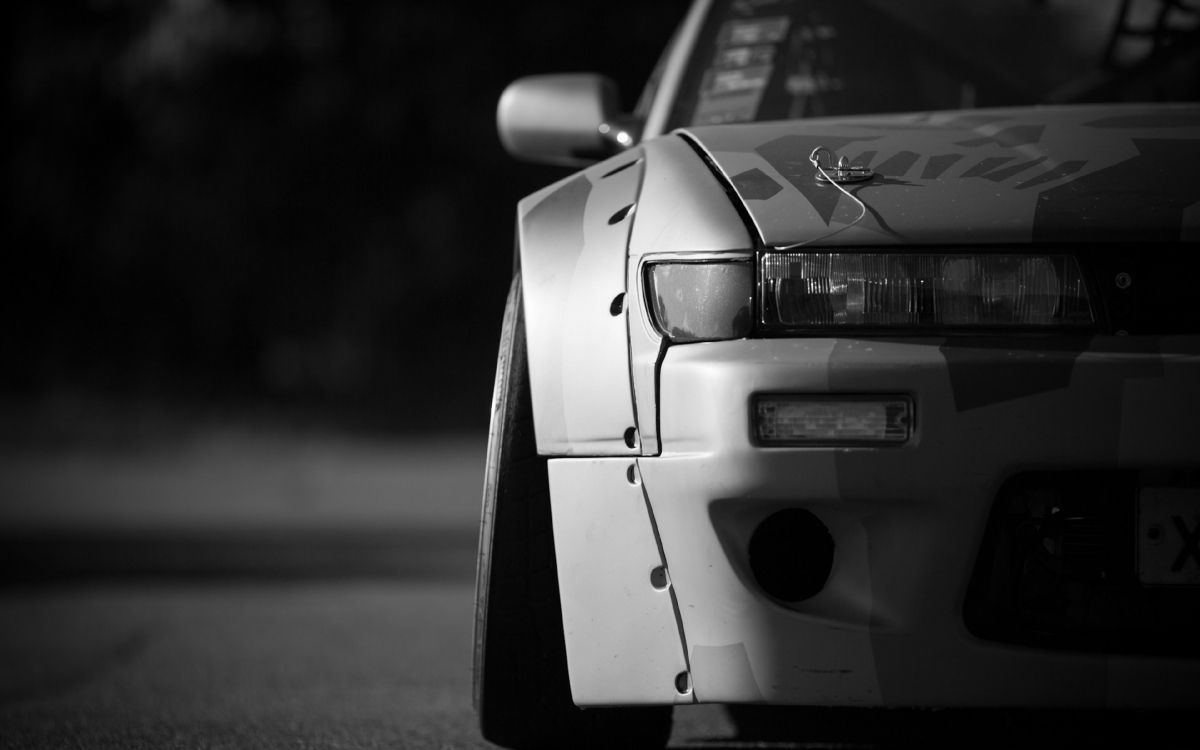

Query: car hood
[681,103,1200,247]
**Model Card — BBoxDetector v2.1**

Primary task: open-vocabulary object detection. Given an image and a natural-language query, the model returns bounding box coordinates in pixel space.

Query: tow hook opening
[749,508,835,603]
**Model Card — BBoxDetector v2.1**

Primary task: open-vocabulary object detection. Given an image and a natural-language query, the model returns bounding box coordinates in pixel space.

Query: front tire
[473,275,672,749]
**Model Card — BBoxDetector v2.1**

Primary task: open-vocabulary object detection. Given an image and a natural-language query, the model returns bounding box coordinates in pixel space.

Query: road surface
[0,430,1189,748]
[1,580,1186,750]
[0,429,734,748]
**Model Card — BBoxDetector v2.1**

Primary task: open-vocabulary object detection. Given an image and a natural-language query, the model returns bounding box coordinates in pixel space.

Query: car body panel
[517,152,645,456]
[547,458,692,705]
[626,134,756,456]
[683,103,1200,247]
[553,334,1200,707]
[628,135,754,259]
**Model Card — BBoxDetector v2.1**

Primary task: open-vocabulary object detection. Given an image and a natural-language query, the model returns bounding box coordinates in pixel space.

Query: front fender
[517,150,645,456]
[517,133,754,457]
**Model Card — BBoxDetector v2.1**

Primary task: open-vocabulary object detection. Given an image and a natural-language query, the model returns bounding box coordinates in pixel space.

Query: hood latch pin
[811,147,874,184]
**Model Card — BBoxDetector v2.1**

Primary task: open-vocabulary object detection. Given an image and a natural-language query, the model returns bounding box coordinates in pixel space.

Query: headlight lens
[646,261,753,342]
[760,252,1093,330]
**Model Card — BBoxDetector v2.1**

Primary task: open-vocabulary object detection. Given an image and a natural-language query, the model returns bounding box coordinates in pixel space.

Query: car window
[665,0,1193,129]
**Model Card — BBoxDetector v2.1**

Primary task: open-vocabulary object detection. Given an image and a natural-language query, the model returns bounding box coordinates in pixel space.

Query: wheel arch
[515,149,647,457]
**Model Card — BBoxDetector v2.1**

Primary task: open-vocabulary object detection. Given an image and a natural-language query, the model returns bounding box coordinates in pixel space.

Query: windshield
[668,0,1199,128]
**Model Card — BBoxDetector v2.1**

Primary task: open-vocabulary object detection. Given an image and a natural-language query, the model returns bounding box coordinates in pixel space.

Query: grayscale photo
[4,1,1198,748]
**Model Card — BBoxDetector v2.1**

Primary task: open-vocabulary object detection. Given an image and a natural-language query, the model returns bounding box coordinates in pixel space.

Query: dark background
[5,0,690,436]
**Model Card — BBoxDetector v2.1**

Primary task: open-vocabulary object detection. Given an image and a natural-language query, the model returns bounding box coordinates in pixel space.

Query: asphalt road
[0,431,1190,749]
[0,430,740,749]
[2,581,1187,750]
[0,430,496,748]
[0,581,487,749]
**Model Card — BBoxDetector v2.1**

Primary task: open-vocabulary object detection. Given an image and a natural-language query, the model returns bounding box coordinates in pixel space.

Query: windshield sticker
[707,66,773,96]
[693,17,791,126]
[794,23,837,43]
[785,71,844,97]
[722,16,790,46]
[714,45,775,69]
[695,69,773,125]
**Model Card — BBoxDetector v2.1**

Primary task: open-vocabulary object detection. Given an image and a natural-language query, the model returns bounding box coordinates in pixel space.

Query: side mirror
[497,74,641,167]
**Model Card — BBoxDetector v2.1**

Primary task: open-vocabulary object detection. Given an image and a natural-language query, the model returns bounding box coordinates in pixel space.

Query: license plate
[1137,488,1200,586]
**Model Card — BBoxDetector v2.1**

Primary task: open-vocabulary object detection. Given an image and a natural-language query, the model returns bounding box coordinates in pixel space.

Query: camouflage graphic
[684,104,1200,246]
[1033,138,1200,243]
[517,152,645,456]
[730,168,783,200]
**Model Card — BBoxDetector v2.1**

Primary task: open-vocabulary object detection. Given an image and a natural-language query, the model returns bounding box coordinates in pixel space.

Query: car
[473,0,1200,747]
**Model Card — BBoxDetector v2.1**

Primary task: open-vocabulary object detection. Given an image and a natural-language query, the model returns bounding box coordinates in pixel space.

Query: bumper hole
[749,509,834,603]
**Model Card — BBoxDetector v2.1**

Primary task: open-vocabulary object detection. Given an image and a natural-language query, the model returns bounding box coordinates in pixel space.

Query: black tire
[473,275,673,749]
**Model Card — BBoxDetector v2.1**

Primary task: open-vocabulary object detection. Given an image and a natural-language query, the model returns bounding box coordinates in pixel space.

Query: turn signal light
[754,395,912,445]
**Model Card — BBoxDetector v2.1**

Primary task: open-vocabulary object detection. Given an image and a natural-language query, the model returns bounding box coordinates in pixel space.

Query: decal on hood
[682,104,1200,247]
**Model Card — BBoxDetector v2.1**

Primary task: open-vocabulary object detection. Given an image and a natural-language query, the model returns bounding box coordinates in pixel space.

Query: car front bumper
[549,335,1200,708]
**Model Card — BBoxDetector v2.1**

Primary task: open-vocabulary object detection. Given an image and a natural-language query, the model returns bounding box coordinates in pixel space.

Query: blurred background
[5,0,690,441]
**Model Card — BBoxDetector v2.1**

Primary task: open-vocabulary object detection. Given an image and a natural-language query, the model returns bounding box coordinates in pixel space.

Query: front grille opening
[964,470,1200,658]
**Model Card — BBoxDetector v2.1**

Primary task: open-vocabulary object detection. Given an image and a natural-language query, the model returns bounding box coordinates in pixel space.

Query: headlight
[760,252,1093,330]
[646,261,753,342]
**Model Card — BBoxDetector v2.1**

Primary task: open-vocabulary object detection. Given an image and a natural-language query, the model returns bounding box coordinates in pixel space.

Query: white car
[474,1,1200,746]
